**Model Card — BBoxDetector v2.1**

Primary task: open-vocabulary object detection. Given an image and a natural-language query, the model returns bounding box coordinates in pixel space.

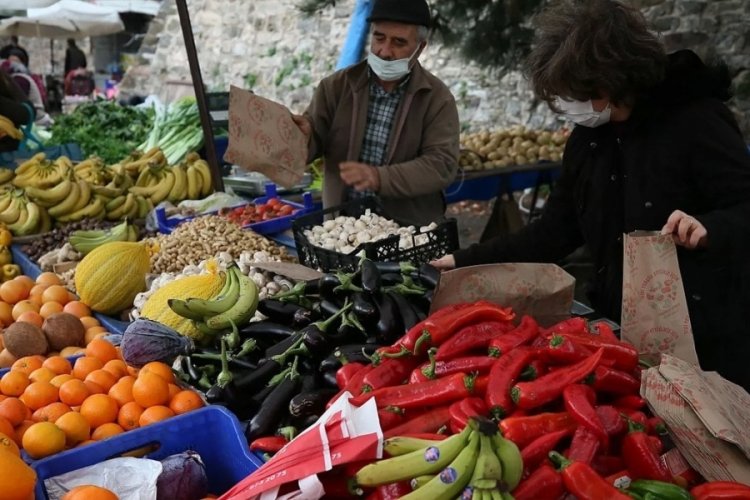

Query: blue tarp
[335,0,373,70]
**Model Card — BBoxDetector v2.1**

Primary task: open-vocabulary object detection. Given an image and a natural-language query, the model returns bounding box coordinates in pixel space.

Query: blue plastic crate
[11,244,42,279]
[155,183,315,236]
[93,313,129,335]
[32,405,263,499]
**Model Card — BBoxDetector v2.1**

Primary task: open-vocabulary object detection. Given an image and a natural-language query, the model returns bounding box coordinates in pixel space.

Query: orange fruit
[0,280,29,304]
[59,379,91,406]
[140,362,176,384]
[0,397,27,426]
[85,328,108,345]
[15,310,44,328]
[169,390,204,415]
[50,374,75,388]
[41,285,70,305]
[29,366,57,384]
[43,356,73,375]
[102,359,128,379]
[22,421,66,459]
[80,394,118,428]
[39,301,65,319]
[11,356,43,375]
[117,401,143,431]
[62,485,118,500]
[28,293,44,307]
[132,372,169,408]
[91,422,125,441]
[72,356,104,380]
[79,316,100,329]
[0,415,15,439]
[32,401,71,423]
[0,301,13,326]
[138,405,174,426]
[0,370,30,396]
[36,272,62,286]
[0,430,20,456]
[20,381,58,410]
[14,419,35,444]
[12,275,34,292]
[85,369,117,393]
[108,378,134,407]
[63,301,91,319]
[0,448,37,500]
[11,300,39,320]
[29,283,48,296]
[55,410,90,446]
[167,383,181,401]
[85,339,118,363]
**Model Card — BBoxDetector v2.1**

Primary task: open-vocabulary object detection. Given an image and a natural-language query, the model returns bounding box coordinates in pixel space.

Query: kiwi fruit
[3,322,49,357]
[42,312,86,351]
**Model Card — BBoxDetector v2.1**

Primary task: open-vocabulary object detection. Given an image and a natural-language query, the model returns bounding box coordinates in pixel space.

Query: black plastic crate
[292,197,459,272]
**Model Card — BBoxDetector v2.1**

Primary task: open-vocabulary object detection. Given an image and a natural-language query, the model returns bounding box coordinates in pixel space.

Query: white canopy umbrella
[90,0,161,16]
[0,0,57,9]
[26,0,125,37]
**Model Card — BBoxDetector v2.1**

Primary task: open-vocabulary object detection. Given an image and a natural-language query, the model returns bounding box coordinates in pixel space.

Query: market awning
[0,0,125,38]
[89,0,161,16]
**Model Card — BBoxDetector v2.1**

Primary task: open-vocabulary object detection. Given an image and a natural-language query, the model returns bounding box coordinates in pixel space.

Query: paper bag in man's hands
[430,263,575,326]
[621,231,699,365]
[224,85,308,189]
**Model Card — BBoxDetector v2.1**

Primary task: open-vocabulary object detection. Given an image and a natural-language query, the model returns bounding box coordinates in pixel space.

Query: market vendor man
[292,0,460,226]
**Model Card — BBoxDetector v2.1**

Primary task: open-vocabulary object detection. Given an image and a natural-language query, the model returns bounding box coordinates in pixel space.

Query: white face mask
[367,44,421,82]
[555,97,611,128]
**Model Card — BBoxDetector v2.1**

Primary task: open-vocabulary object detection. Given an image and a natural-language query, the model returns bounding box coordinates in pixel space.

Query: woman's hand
[661,210,708,249]
[430,254,456,270]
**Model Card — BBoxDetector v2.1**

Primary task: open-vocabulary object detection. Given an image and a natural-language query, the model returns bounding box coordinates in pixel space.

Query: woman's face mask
[367,44,421,82]
[555,97,611,128]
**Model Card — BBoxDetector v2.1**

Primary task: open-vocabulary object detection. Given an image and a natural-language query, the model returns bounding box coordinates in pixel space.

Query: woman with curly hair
[433,0,750,389]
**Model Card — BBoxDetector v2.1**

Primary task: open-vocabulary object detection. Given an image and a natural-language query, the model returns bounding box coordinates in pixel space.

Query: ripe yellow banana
[57,196,105,222]
[0,197,22,224]
[25,179,74,207]
[135,195,150,218]
[6,201,28,228]
[186,165,202,200]
[15,153,45,176]
[168,166,188,203]
[107,193,136,221]
[0,168,14,185]
[193,160,213,197]
[10,201,40,236]
[73,180,92,212]
[0,192,14,213]
[0,115,22,140]
[149,170,175,205]
[48,181,81,218]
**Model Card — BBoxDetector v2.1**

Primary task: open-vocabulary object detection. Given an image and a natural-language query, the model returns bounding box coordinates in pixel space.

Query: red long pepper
[541,334,594,365]
[328,364,376,407]
[488,315,539,357]
[563,384,608,446]
[434,321,514,360]
[336,362,365,389]
[596,405,627,436]
[614,394,647,410]
[500,412,577,448]
[512,464,565,500]
[621,419,672,482]
[392,303,471,351]
[556,332,638,372]
[568,426,601,465]
[511,348,604,410]
[408,367,430,384]
[549,451,631,500]
[592,455,626,477]
[399,432,447,440]
[546,317,589,336]
[360,357,420,393]
[691,481,750,500]
[383,406,451,438]
[486,346,535,418]
[249,435,287,453]
[520,428,571,472]
[647,416,668,435]
[377,407,406,430]
[421,353,496,379]
[620,409,648,427]
[473,375,489,397]
[648,435,664,455]
[350,372,474,409]
[521,359,548,380]
[590,365,640,395]
[449,397,487,433]
[592,321,619,343]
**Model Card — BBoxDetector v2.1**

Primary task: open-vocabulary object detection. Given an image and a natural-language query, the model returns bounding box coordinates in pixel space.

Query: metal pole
[175,0,224,191]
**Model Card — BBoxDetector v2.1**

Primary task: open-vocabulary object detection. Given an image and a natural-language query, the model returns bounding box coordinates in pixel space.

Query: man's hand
[661,210,708,249]
[430,255,456,270]
[291,114,312,140]
[340,162,381,192]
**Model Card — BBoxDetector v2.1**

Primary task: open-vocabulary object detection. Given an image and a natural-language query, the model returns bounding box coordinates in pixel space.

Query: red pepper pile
[221,198,296,225]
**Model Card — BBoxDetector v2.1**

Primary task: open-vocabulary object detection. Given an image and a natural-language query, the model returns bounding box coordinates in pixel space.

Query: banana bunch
[13,154,74,189]
[73,156,111,186]
[120,147,167,178]
[0,189,51,236]
[0,115,22,140]
[169,263,260,339]
[0,168,14,185]
[69,220,139,255]
[183,152,214,199]
[357,418,523,500]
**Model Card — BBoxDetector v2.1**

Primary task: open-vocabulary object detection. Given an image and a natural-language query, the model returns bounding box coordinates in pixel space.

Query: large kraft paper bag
[621,231,699,365]
[224,85,308,189]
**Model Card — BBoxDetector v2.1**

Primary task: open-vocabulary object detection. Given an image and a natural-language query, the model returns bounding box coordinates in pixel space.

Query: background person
[431,0,750,390]
[292,0,460,226]
[0,36,29,68]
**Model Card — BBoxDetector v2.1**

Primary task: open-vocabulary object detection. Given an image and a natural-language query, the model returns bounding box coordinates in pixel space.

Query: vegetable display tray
[155,183,315,235]
[31,405,263,499]
[292,197,460,272]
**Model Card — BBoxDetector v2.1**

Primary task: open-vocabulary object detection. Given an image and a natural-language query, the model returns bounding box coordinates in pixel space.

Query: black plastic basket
[292,197,459,272]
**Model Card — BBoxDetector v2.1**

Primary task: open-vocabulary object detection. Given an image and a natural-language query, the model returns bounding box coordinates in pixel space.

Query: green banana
[168,298,206,322]
[491,433,523,491]
[470,433,504,491]
[135,195,150,218]
[400,431,480,500]
[126,224,138,241]
[69,220,130,255]
[384,436,447,457]
[204,270,259,330]
[106,193,135,221]
[409,475,434,490]
[48,181,81,217]
[105,195,127,212]
[355,424,473,487]
[193,319,226,338]
[185,267,241,318]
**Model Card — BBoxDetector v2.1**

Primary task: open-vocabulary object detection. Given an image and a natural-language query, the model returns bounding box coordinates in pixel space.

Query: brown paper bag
[621,231,699,365]
[430,263,575,327]
[641,355,750,483]
[224,85,308,189]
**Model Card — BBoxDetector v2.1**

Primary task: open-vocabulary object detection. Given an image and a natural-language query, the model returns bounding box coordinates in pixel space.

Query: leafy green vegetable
[139,97,203,165]
[47,100,153,164]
